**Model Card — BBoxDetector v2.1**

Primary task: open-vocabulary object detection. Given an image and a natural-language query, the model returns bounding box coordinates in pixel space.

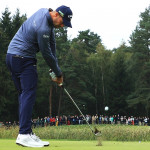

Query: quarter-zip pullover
[7,8,61,76]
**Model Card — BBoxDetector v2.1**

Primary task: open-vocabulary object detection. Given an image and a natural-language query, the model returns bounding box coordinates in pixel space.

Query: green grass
[0,139,150,150]
[1,125,150,149]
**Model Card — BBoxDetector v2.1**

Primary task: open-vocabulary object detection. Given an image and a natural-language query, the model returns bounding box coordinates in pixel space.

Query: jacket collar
[46,10,53,27]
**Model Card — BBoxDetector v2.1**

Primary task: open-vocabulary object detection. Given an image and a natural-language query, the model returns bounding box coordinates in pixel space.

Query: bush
[0,124,150,141]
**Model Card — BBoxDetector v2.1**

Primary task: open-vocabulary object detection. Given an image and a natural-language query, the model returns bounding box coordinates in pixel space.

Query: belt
[12,55,24,58]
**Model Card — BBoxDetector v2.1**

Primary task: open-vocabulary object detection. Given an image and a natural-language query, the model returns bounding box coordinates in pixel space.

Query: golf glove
[49,69,63,86]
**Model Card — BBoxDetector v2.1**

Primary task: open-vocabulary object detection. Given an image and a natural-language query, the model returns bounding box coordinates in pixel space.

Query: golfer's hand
[52,76,63,86]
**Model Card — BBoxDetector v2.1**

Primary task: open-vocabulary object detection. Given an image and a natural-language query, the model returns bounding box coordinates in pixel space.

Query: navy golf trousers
[6,53,38,134]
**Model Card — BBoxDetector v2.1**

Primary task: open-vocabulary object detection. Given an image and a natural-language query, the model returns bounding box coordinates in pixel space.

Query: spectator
[144,117,148,126]
[120,116,124,124]
[123,116,126,124]
[104,116,108,124]
[86,115,90,123]
[141,117,145,126]
[13,121,17,128]
[36,117,40,127]
[101,115,104,124]
[92,115,96,124]
[110,116,114,124]
[128,117,131,125]
[134,117,138,125]
[95,114,98,124]
[117,114,120,124]
[99,115,102,124]
[131,116,134,125]
[114,115,117,124]
[47,116,50,126]
[138,117,142,126]
[147,118,150,126]
[59,116,62,126]
[40,118,44,127]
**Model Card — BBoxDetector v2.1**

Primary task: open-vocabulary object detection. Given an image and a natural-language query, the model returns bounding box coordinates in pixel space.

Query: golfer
[6,5,73,147]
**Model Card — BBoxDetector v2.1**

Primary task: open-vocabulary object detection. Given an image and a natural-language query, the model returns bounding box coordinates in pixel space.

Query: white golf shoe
[16,134,44,147]
[30,133,49,146]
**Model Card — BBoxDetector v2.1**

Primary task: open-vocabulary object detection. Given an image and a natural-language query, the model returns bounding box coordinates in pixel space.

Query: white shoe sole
[16,141,44,147]
[43,143,49,146]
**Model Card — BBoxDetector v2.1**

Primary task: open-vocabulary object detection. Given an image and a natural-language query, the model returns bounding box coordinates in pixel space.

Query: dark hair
[48,8,53,12]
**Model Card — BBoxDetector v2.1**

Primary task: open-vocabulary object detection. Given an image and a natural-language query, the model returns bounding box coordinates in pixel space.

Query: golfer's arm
[37,30,62,77]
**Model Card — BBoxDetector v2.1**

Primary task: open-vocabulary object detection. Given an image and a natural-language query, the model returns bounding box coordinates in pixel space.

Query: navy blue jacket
[7,8,61,77]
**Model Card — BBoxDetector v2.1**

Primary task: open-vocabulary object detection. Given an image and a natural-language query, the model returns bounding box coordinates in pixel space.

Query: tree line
[0,6,150,121]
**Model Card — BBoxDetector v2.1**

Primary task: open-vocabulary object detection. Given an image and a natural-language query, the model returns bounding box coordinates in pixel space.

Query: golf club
[49,70,101,136]
[63,87,101,136]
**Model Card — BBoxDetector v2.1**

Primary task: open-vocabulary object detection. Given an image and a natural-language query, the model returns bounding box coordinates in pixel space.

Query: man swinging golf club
[6,5,72,147]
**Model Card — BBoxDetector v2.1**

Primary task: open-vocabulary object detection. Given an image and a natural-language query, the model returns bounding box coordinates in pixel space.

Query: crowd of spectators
[2,114,150,128]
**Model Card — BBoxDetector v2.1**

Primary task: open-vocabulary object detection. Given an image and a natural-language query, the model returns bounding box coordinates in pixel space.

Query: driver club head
[94,127,101,136]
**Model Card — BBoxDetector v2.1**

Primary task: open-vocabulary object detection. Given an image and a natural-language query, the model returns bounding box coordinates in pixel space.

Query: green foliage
[73,29,101,54]
[110,45,130,115]
[1,125,150,141]
[11,9,27,36]
[87,43,112,114]
[127,5,150,116]
[0,8,27,121]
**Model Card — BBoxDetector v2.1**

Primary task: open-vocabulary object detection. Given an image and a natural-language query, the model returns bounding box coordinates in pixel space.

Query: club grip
[49,69,63,87]
[59,83,64,88]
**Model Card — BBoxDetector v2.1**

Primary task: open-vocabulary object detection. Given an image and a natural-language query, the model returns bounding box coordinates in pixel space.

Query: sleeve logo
[43,34,50,38]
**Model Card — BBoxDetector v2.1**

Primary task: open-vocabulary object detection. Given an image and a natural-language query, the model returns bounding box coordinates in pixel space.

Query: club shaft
[64,88,94,133]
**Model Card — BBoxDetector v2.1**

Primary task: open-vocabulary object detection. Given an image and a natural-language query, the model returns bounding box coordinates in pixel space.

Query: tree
[60,41,96,115]
[0,8,27,121]
[110,44,130,115]
[127,6,150,116]
[87,43,112,114]
[73,29,101,54]
[0,8,13,40]
[12,9,27,36]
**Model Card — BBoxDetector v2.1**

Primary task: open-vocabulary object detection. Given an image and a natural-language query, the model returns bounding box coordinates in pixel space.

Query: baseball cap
[56,5,73,28]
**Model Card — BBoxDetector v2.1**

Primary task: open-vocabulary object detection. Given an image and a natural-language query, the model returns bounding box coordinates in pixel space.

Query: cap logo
[68,15,72,19]
[58,10,64,17]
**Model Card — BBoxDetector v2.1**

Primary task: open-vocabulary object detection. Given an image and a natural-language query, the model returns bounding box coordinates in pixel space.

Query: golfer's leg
[19,60,38,134]
[6,54,24,128]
